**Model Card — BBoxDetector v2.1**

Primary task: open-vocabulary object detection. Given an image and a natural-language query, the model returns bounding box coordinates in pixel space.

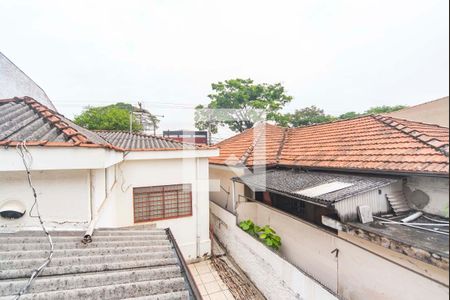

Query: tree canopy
[286,106,336,127]
[195,78,293,133]
[285,104,408,127]
[365,105,408,114]
[74,102,158,132]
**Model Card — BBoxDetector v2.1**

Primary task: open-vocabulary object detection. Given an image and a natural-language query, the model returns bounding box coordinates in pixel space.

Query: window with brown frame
[133,184,192,223]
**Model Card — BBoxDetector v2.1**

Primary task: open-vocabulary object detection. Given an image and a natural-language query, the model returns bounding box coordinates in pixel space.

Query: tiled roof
[0,228,198,299]
[211,116,450,175]
[0,97,111,149]
[233,169,398,206]
[95,130,205,151]
[209,123,284,166]
[0,97,211,152]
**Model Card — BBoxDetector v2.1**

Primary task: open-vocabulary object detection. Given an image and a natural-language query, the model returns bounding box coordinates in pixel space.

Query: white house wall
[335,181,402,222]
[210,201,338,300]
[209,165,246,211]
[0,169,90,229]
[235,201,448,300]
[97,158,211,261]
[0,147,123,171]
[405,176,449,217]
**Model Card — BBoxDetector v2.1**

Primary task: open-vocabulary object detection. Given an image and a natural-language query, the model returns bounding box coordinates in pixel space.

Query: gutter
[166,228,202,300]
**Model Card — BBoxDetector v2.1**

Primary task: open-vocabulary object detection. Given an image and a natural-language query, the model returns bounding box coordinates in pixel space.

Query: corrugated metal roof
[233,169,399,206]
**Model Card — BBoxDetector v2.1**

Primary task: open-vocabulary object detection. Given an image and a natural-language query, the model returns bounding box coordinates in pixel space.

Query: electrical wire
[14,141,54,300]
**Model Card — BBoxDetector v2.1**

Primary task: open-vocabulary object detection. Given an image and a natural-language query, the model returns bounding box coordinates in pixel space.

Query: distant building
[163,130,209,145]
[0,51,56,110]
[387,96,449,127]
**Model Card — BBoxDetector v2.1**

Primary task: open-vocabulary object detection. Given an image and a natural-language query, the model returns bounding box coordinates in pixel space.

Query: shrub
[239,220,282,251]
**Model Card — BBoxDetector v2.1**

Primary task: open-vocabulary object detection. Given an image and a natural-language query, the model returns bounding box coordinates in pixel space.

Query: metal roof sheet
[233,169,399,206]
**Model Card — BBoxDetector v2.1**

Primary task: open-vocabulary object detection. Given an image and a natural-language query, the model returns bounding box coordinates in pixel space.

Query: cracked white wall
[0,169,90,229]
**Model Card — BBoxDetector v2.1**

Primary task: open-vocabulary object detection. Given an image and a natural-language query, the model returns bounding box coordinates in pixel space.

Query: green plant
[258,225,282,250]
[239,220,282,251]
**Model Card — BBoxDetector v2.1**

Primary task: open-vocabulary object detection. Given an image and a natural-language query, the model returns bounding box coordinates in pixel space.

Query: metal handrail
[165,228,202,300]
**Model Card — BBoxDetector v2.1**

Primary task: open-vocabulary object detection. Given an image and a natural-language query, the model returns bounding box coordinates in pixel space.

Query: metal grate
[133,184,192,223]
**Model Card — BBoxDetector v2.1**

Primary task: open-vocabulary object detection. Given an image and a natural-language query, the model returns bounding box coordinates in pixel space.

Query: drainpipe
[195,158,200,258]
[88,170,93,221]
[231,181,236,213]
[82,167,117,243]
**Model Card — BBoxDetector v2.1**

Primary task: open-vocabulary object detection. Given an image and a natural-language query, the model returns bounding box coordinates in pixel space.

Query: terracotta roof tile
[0,97,214,152]
[211,115,449,175]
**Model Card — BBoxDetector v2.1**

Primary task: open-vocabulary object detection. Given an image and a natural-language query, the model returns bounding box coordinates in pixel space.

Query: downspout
[231,181,236,214]
[82,166,118,243]
[88,170,93,221]
[195,158,200,258]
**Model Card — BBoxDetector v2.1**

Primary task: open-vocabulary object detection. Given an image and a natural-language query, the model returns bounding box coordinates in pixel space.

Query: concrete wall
[210,201,338,300]
[387,97,449,128]
[235,201,448,300]
[209,165,246,211]
[97,158,211,261]
[0,169,90,229]
[405,176,449,217]
[238,201,339,292]
[0,51,56,110]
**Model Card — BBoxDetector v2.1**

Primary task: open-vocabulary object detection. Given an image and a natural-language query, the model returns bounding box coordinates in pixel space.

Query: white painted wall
[97,158,211,261]
[210,201,338,300]
[0,169,90,230]
[405,176,449,217]
[238,201,339,292]
[0,145,216,263]
[209,165,246,211]
[234,201,448,300]
[0,147,122,171]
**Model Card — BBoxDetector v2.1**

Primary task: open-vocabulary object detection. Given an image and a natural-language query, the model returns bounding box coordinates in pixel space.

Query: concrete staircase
[0,228,192,300]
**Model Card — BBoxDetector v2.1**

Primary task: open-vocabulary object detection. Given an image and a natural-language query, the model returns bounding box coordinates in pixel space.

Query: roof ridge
[373,115,449,157]
[289,114,373,130]
[386,115,450,130]
[275,127,289,164]
[19,97,90,144]
[239,125,267,165]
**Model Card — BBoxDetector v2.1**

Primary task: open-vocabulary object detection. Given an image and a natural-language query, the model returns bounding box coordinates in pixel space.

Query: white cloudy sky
[0,0,448,137]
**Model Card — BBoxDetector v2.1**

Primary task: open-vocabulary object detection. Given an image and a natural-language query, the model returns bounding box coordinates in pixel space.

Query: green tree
[74,104,143,132]
[196,78,293,133]
[287,106,336,127]
[365,105,407,114]
[338,111,361,120]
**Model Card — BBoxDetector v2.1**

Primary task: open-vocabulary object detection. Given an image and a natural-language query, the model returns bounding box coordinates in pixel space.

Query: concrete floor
[189,260,235,300]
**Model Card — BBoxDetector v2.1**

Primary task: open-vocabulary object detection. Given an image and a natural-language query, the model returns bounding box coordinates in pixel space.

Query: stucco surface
[232,202,448,300]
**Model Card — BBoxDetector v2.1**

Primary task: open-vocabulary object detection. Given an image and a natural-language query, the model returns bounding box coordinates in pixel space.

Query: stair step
[94,230,166,236]
[123,291,190,300]
[0,266,183,296]
[0,245,172,260]
[0,257,179,280]
[0,234,167,244]
[0,240,171,251]
[0,277,187,300]
[1,250,176,270]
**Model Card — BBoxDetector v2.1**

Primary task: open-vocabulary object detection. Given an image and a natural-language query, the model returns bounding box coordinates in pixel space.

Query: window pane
[133,184,192,222]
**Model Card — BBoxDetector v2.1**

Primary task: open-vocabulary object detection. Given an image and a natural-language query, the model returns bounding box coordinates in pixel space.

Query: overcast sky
[0,0,448,137]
